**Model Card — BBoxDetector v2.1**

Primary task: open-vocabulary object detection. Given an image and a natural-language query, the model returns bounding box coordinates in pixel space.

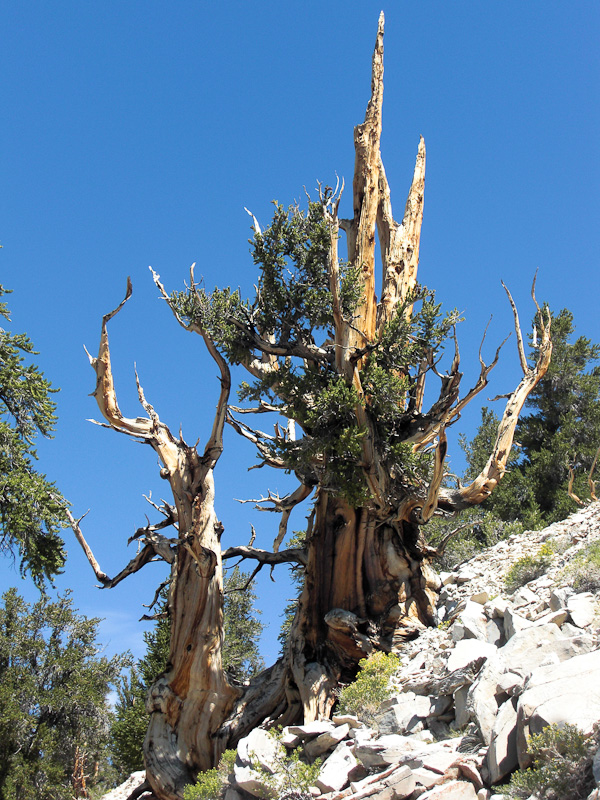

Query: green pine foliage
[111,593,170,777]
[0,284,67,585]
[462,309,600,528]
[183,750,236,800]
[0,587,128,799]
[170,200,460,507]
[277,531,306,654]
[222,565,264,682]
[428,508,524,571]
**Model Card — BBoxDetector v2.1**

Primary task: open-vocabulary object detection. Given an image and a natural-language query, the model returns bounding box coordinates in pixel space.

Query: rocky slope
[106,501,600,800]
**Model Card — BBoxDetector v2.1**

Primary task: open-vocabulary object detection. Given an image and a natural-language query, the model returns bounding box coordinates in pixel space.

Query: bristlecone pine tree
[67,14,553,800]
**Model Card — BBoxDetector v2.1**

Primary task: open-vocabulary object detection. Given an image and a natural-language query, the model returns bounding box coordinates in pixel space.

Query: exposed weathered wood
[440,283,552,510]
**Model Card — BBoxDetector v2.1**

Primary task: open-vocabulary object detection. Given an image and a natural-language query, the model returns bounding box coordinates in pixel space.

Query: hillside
[106,501,600,800]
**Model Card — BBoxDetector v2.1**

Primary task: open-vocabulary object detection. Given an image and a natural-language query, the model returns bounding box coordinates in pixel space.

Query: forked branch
[440,281,552,510]
[66,508,175,589]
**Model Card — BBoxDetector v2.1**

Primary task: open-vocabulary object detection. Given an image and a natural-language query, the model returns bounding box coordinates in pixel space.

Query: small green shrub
[337,651,401,724]
[507,723,597,800]
[560,541,600,592]
[250,731,322,800]
[504,543,554,593]
[183,750,237,800]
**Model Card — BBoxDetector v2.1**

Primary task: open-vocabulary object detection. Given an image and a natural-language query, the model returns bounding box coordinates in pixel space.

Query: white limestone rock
[286,720,335,739]
[419,780,478,799]
[567,592,597,628]
[486,698,518,784]
[237,728,280,770]
[517,648,600,767]
[503,608,532,640]
[467,624,592,744]
[304,724,350,759]
[447,640,497,673]
[354,734,421,769]
[315,740,358,793]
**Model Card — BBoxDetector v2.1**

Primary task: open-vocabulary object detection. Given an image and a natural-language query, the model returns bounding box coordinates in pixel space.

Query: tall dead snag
[70,13,552,800]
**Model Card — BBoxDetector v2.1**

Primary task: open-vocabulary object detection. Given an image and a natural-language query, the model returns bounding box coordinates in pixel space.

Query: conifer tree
[0,284,67,584]
[0,588,127,799]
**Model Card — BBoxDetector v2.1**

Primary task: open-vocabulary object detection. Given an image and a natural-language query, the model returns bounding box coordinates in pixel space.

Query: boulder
[512,586,538,609]
[517,648,600,767]
[101,772,147,800]
[371,766,416,800]
[234,764,273,798]
[452,601,488,641]
[234,729,282,797]
[237,728,280,770]
[419,780,478,799]
[467,624,592,744]
[456,568,478,584]
[550,586,573,611]
[447,640,497,673]
[286,721,335,739]
[304,724,350,759]
[503,608,532,640]
[332,713,362,728]
[412,766,445,788]
[486,698,518,784]
[354,734,420,770]
[454,685,470,728]
[485,619,504,647]
[532,609,569,627]
[376,692,431,735]
[315,740,358,793]
[495,672,523,697]
[567,592,597,628]
[485,597,510,619]
[429,695,454,718]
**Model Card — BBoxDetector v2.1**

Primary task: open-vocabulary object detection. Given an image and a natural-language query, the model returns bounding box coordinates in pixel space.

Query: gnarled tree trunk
[69,13,552,800]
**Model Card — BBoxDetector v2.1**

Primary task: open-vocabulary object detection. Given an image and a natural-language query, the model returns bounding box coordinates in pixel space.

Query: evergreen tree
[0,283,67,584]
[462,309,600,527]
[222,566,264,682]
[0,588,128,799]
[111,594,170,777]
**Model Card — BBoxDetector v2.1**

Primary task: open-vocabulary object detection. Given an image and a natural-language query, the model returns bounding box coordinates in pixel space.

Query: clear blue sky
[1,1,598,666]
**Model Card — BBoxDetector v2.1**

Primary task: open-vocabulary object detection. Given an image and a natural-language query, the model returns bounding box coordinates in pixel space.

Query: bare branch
[66,508,175,589]
[589,444,600,502]
[501,281,528,375]
[226,410,288,470]
[417,430,448,524]
[143,579,171,610]
[151,266,231,474]
[440,301,552,510]
[428,521,481,557]
[568,466,585,506]
[222,545,308,568]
